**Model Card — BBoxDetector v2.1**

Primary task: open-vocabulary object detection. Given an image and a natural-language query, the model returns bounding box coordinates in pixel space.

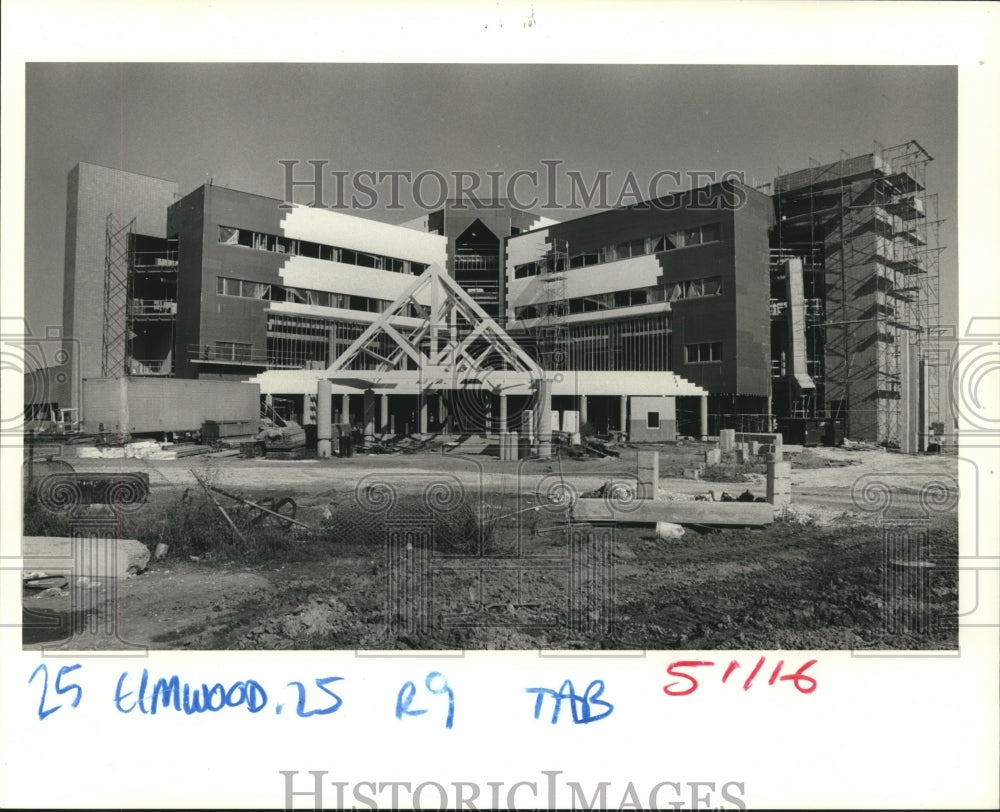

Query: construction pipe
[317,379,332,458]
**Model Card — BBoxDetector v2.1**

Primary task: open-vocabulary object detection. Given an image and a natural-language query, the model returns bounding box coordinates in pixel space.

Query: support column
[380,393,389,435]
[363,389,375,442]
[918,356,929,453]
[700,395,708,441]
[419,391,429,435]
[619,395,628,439]
[317,379,332,458]
[499,394,508,434]
[341,393,350,426]
[537,378,553,459]
[579,394,588,426]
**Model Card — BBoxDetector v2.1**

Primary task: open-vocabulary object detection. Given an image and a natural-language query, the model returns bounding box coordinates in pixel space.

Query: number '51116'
[664,657,818,696]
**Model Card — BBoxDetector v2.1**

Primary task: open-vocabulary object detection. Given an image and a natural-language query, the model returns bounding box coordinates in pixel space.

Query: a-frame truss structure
[326,265,543,391]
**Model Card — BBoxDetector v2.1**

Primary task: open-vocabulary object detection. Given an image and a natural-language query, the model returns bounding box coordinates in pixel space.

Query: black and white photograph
[18,61,963,652]
[2,2,997,810]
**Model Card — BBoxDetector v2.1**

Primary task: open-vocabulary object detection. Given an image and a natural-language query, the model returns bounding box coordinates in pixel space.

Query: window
[647,411,660,429]
[686,342,722,363]
[701,223,720,242]
[214,341,252,362]
[242,281,270,299]
[218,226,239,245]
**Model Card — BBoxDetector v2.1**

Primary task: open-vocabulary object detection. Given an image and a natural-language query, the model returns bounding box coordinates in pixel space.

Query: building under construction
[770,140,943,450]
[30,141,945,453]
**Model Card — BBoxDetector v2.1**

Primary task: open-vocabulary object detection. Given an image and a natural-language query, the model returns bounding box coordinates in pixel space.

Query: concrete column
[380,393,389,435]
[637,450,660,500]
[918,356,929,453]
[499,394,508,433]
[327,325,338,367]
[619,395,628,438]
[317,379,332,458]
[766,459,792,507]
[485,396,493,438]
[579,394,588,425]
[341,393,350,426]
[536,379,553,459]
[419,392,429,435]
[700,395,708,441]
[363,389,375,441]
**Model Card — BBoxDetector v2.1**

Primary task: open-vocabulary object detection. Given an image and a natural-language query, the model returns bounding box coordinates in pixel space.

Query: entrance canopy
[249,265,708,398]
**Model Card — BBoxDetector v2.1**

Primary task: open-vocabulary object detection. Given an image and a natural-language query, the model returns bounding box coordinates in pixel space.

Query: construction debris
[190,469,311,533]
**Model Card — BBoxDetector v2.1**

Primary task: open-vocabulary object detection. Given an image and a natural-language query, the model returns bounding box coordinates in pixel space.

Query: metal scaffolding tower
[535,237,570,371]
[101,214,136,377]
[771,139,943,448]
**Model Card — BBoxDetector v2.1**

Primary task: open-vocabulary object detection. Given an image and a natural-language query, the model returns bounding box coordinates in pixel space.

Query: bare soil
[22,442,959,651]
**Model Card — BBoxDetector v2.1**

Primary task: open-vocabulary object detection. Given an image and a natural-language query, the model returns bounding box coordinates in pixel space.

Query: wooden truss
[326,265,542,391]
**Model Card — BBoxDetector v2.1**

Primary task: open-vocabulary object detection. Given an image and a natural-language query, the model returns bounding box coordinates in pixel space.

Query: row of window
[218,226,429,276]
[216,276,430,318]
[512,223,721,279]
[512,276,723,320]
[685,342,723,363]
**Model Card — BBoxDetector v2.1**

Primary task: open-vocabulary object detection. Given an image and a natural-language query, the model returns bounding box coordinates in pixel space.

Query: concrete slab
[571,499,774,527]
[22,536,151,579]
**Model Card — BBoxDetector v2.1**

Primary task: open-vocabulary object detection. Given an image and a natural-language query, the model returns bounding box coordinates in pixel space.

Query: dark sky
[24,63,957,333]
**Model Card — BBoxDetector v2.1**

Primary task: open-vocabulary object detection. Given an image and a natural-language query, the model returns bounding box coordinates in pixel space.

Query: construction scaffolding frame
[534,237,570,371]
[772,140,942,447]
[102,214,136,377]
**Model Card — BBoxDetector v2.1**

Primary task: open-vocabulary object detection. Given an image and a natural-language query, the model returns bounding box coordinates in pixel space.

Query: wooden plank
[570,498,774,527]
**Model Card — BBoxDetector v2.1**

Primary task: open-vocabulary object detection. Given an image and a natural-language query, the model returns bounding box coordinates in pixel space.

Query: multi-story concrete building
[38,145,941,449]
[504,179,773,436]
[62,162,178,388]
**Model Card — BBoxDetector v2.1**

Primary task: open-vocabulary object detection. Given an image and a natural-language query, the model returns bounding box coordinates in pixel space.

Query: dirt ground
[22,441,959,651]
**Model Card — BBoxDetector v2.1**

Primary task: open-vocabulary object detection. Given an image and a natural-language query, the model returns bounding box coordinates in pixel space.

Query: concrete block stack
[719,429,736,452]
[766,459,792,507]
[637,450,660,500]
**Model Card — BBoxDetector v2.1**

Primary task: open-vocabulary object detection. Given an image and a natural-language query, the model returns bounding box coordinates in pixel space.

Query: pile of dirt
[234,595,358,649]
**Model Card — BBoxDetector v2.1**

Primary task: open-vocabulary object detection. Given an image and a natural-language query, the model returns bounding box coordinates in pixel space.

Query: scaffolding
[771,140,942,447]
[534,237,570,371]
[101,214,135,377]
